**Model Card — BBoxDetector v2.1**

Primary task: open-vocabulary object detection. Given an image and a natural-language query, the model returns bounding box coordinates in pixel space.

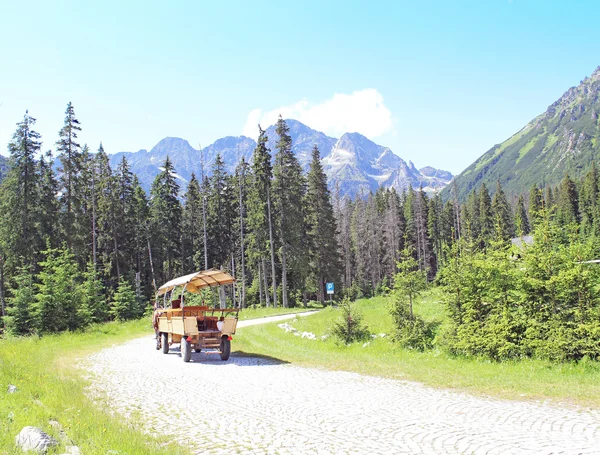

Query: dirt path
[87,314,600,454]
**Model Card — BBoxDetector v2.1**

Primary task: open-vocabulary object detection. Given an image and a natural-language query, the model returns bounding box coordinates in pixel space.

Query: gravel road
[86,313,600,455]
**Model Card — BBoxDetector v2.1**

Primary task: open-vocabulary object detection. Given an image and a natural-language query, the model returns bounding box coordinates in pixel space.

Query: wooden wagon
[153,270,238,362]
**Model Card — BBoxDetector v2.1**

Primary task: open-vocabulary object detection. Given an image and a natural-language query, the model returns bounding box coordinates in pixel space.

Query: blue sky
[0,0,598,174]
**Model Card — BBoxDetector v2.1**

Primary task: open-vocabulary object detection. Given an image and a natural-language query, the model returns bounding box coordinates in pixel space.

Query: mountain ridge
[108,120,453,197]
[447,66,600,201]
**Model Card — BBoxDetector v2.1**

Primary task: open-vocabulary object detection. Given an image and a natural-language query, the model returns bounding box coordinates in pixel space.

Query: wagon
[153,269,238,362]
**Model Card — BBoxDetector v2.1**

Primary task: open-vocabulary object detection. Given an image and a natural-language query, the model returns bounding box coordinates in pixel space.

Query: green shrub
[331,297,370,344]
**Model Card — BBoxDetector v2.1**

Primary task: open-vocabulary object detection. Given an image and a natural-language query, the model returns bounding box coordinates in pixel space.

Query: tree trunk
[281,243,288,308]
[258,261,263,306]
[266,189,278,307]
[239,171,246,308]
[262,258,271,307]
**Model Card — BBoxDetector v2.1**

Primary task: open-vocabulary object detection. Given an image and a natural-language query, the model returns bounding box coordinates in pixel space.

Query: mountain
[323,132,452,198]
[449,66,600,201]
[264,119,337,171]
[109,120,452,197]
[110,136,256,192]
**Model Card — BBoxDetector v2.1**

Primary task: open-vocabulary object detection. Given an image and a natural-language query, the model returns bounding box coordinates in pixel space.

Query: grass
[0,319,186,455]
[0,304,315,454]
[234,288,600,408]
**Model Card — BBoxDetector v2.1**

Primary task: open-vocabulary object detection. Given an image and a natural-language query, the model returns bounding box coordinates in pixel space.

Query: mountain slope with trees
[449,66,600,201]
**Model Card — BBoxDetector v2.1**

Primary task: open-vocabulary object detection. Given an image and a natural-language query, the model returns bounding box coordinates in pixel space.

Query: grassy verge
[0,319,185,455]
[234,288,600,408]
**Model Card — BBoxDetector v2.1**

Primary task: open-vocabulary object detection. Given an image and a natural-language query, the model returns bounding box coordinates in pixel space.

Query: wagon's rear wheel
[194,348,201,353]
[161,333,169,354]
[181,337,192,362]
[220,336,231,361]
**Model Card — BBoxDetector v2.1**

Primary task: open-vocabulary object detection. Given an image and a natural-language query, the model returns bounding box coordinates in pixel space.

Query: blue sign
[326,282,334,294]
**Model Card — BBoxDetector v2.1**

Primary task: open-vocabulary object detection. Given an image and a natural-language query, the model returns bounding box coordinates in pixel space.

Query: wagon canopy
[156,269,236,296]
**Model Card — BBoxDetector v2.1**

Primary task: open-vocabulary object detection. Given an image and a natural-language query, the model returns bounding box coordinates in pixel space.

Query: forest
[1,103,600,362]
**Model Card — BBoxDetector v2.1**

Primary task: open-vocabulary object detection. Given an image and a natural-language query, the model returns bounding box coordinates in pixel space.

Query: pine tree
[528,184,543,229]
[207,154,232,268]
[0,111,42,272]
[110,277,138,321]
[5,267,35,335]
[478,183,494,245]
[491,180,514,241]
[247,126,276,307]
[149,157,182,283]
[514,195,530,236]
[79,261,107,324]
[37,151,61,251]
[273,116,306,307]
[33,247,80,333]
[556,174,579,225]
[579,163,599,236]
[305,145,341,304]
[56,102,85,256]
[233,158,251,307]
[182,173,204,272]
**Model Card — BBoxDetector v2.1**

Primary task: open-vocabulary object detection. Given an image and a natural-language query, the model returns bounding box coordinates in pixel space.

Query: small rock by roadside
[15,426,58,454]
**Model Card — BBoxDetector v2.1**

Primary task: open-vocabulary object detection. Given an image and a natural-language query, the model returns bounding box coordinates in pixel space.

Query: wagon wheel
[161,333,169,354]
[219,336,231,361]
[181,337,192,362]
[194,347,201,353]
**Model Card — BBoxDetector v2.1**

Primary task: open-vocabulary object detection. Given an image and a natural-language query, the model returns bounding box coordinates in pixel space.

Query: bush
[331,297,370,344]
[390,297,437,351]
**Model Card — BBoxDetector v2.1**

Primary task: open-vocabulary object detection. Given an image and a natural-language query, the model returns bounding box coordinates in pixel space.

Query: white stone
[15,426,58,454]
[7,384,17,393]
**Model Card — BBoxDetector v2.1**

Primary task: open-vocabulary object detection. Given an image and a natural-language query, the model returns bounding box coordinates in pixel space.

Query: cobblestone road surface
[87,315,600,455]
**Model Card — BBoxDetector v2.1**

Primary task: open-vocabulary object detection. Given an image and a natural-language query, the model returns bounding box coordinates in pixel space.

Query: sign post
[326,282,334,305]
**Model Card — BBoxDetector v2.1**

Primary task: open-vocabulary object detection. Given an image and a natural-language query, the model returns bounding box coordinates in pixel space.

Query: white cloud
[242,89,394,140]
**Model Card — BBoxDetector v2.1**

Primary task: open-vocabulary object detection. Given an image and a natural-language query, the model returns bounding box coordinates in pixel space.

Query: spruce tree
[149,157,182,283]
[110,277,138,321]
[5,267,35,335]
[273,116,306,307]
[556,174,579,225]
[305,145,341,304]
[247,126,276,307]
[182,173,204,271]
[34,247,80,333]
[56,102,85,256]
[79,261,107,324]
[514,195,530,236]
[0,111,42,272]
[478,183,494,245]
[491,180,514,241]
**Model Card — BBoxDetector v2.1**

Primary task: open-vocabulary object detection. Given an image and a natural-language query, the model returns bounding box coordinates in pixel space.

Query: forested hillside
[449,66,600,201]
